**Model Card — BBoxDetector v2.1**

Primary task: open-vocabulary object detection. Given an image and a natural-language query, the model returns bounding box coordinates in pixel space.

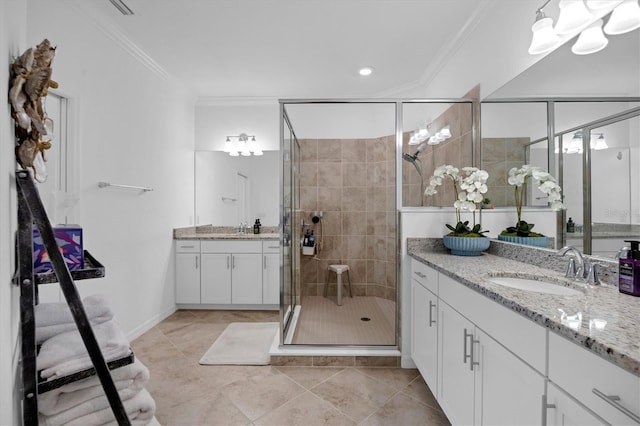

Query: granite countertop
[408,241,640,377]
[174,226,279,240]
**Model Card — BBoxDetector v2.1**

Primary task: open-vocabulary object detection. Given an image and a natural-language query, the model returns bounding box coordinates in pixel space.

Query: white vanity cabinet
[410,261,439,390]
[175,240,201,304]
[410,259,545,425]
[175,239,279,307]
[262,241,280,305]
[548,332,640,425]
[201,240,262,304]
[546,382,604,426]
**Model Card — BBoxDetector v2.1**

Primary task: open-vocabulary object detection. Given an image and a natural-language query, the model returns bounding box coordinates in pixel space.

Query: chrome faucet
[557,246,601,285]
[558,246,584,279]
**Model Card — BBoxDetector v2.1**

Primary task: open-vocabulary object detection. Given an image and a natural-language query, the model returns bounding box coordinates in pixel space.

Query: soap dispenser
[619,240,640,297]
[566,217,575,233]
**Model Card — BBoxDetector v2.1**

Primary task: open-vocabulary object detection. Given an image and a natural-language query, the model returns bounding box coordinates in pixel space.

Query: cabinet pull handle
[227,255,230,269]
[463,329,479,371]
[264,255,267,269]
[268,245,279,249]
[181,245,195,249]
[428,300,436,327]
[592,388,640,423]
[541,394,555,426]
[470,335,480,371]
[415,271,426,279]
[232,256,235,269]
[195,256,199,269]
[463,328,472,365]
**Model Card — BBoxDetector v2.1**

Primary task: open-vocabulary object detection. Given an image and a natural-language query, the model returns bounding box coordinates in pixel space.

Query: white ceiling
[87,0,488,100]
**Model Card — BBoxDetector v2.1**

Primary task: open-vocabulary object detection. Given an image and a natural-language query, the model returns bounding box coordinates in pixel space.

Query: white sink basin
[487,276,582,296]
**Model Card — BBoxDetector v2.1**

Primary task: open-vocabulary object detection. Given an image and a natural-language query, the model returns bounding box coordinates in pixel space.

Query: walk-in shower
[279,98,476,349]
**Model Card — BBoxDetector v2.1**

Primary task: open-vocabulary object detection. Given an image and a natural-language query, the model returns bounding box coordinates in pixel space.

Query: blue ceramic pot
[443,235,491,256]
[497,234,548,248]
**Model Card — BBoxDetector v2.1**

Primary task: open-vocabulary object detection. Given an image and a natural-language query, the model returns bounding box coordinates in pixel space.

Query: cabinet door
[438,301,475,426]
[231,253,263,304]
[175,253,200,303]
[263,252,280,305]
[547,383,605,426]
[201,253,232,304]
[476,328,544,425]
[411,280,438,390]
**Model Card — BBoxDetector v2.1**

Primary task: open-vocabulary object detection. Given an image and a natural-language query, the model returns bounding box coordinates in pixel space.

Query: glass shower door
[281,107,300,341]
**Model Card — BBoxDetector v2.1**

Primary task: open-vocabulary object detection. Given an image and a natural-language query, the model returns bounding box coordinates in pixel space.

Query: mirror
[194,151,279,226]
[482,28,640,254]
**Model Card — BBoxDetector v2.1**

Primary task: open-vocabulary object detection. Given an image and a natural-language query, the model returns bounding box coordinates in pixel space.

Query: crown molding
[67,1,172,82]
[419,0,497,91]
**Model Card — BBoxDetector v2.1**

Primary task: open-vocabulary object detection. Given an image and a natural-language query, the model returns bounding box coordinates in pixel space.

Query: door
[201,253,231,304]
[476,328,544,425]
[175,253,200,304]
[411,280,438,390]
[546,383,604,426]
[438,301,476,425]
[231,253,262,304]
[263,252,280,305]
[281,107,300,336]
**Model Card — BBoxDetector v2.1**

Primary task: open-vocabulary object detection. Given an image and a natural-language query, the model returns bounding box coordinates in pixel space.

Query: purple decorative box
[33,225,84,273]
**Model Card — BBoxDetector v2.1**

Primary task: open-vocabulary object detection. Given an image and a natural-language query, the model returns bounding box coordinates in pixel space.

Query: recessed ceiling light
[359,67,373,76]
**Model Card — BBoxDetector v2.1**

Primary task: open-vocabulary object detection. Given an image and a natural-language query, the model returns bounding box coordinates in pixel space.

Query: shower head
[402,142,428,163]
[402,152,417,163]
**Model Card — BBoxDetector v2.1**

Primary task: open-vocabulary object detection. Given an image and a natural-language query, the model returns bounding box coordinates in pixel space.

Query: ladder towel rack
[16,170,131,426]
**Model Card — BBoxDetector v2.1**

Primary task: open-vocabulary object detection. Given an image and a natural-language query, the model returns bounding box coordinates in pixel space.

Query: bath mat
[199,322,278,365]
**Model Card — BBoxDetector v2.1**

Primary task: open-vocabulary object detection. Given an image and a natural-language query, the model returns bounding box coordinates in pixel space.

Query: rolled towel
[38,359,149,415]
[36,294,114,344]
[38,388,156,426]
[37,319,131,380]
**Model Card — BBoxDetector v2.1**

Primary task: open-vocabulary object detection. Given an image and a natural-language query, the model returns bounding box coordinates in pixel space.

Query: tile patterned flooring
[131,309,450,426]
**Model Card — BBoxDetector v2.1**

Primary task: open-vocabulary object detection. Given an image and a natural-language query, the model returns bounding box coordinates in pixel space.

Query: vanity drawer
[411,259,438,295]
[201,240,262,253]
[262,241,280,253]
[549,332,640,425]
[175,240,200,253]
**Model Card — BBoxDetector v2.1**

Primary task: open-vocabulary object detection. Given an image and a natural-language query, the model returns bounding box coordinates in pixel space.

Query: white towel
[38,388,156,426]
[37,319,131,380]
[38,359,149,415]
[36,294,114,344]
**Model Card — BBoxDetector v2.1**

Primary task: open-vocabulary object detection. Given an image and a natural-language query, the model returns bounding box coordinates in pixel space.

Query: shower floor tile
[291,296,395,345]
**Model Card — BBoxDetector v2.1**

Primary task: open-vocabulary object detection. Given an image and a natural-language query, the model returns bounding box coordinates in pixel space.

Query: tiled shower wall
[298,136,397,301]
[402,86,480,208]
[481,137,529,207]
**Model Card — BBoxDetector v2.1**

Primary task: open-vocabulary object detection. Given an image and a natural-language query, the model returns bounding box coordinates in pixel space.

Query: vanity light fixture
[555,0,594,35]
[604,0,640,34]
[528,0,640,55]
[591,133,609,150]
[571,19,608,54]
[528,0,562,54]
[224,133,262,157]
[359,67,373,76]
[409,124,452,146]
[563,130,608,153]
